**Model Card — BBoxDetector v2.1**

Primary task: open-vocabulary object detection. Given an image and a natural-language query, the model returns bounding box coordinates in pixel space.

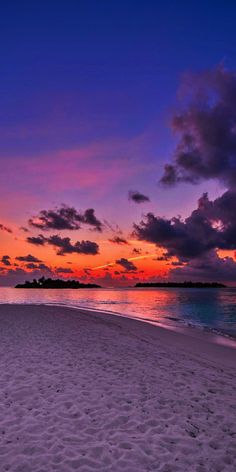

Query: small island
[134,281,226,288]
[15,277,101,289]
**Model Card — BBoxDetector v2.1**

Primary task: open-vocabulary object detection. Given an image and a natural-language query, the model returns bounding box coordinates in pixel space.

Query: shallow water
[1,286,236,337]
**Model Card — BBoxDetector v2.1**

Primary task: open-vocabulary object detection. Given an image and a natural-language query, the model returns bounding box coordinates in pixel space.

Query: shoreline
[0,303,236,470]
[43,301,236,351]
[42,303,236,367]
[1,285,236,344]
[3,300,236,351]
[1,301,236,367]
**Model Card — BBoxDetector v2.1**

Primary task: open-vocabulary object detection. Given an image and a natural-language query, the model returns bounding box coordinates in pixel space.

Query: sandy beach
[0,304,236,472]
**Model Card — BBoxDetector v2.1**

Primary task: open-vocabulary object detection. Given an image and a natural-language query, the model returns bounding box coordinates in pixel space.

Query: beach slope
[0,304,236,471]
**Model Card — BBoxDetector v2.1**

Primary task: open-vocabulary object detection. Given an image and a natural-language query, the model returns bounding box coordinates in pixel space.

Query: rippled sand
[0,304,236,471]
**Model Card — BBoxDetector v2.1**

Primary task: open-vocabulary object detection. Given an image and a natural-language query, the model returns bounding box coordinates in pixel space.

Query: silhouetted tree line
[15,277,101,289]
[135,281,226,288]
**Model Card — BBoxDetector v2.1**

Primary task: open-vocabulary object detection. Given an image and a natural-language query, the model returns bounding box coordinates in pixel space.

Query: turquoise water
[0,286,236,337]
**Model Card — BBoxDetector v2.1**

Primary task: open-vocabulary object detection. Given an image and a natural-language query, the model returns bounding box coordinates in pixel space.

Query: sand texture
[0,304,236,471]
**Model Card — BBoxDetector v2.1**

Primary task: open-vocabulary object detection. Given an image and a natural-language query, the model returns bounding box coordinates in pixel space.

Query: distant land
[15,277,101,289]
[134,281,226,288]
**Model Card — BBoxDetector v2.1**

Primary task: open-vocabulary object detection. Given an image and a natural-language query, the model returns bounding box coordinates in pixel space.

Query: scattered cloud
[103,220,123,234]
[26,262,39,269]
[16,254,42,263]
[1,255,11,266]
[29,205,102,232]
[55,267,74,274]
[26,233,99,256]
[109,236,129,245]
[27,235,46,246]
[46,235,99,256]
[128,190,150,203]
[0,224,12,234]
[82,209,103,232]
[154,255,170,261]
[132,248,141,255]
[38,263,51,271]
[116,257,137,271]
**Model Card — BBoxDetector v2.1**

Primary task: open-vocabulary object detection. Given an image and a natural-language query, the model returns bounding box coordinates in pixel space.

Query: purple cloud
[128,190,150,203]
[1,255,11,266]
[27,235,46,246]
[55,267,74,274]
[46,235,99,256]
[116,258,137,271]
[172,251,236,282]
[0,224,12,234]
[29,205,103,232]
[109,236,129,245]
[16,254,42,263]
[160,67,236,189]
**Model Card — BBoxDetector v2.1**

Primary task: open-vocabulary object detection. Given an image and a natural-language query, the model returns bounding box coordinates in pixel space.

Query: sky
[1,0,236,286]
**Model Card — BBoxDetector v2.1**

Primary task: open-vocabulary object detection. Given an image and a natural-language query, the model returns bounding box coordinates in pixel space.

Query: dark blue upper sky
[1,0,236,155]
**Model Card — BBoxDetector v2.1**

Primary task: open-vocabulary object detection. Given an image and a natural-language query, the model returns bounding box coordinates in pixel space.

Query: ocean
[1,286,236,338]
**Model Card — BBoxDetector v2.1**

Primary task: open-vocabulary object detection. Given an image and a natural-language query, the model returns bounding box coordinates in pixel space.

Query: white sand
[0,304,236,472]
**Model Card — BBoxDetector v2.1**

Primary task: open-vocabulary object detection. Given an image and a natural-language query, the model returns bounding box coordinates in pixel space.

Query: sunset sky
[1,1,236,286]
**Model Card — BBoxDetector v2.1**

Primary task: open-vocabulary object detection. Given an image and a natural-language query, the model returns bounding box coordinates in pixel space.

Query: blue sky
[1,1,236,285]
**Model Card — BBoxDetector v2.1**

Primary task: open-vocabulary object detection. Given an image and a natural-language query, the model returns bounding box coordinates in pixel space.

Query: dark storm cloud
[29,205,102,232]
[116,258,137,271]
[16,254,42,263]
[172,251,236,282]
[1,255,11,266]
[160,67,236,189]
[145,75,236,275]
[109,236,129,245]
[27,235,46,246]
[0,224,12,234]
[155,66,236,280]
[128,190,150,203]
[133,212,209,260]
[134,190,236,261]
[194,190,236,250]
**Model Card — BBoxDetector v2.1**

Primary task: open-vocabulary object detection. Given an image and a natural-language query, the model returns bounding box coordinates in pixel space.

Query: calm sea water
[0,286,236,337]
